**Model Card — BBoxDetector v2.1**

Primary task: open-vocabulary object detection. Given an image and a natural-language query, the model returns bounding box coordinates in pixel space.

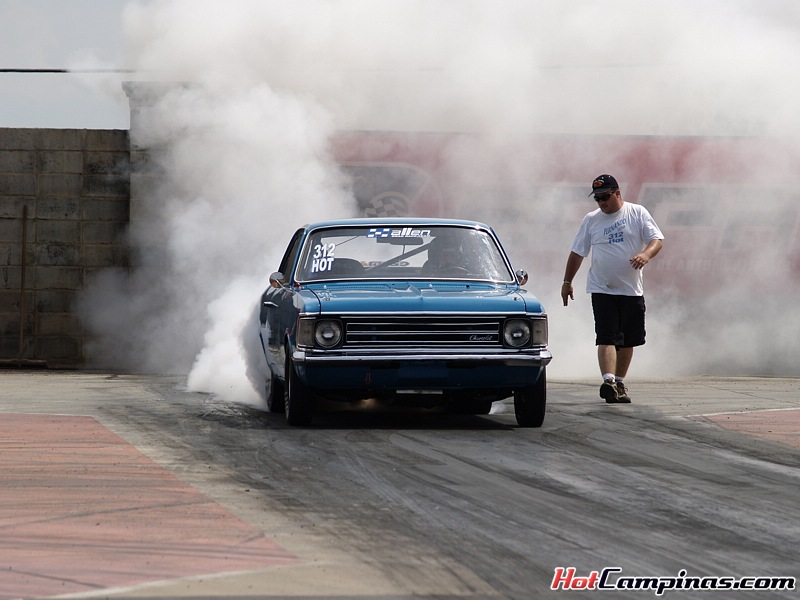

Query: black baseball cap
[588,174,619,196]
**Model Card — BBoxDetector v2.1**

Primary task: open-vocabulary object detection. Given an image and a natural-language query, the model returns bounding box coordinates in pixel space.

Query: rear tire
[513,369,546,427]
[284,352,313,426]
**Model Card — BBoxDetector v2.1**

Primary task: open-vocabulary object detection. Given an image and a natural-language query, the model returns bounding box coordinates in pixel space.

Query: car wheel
[513,369,546,427]
[284,352,313,426]
[265,371,284,413]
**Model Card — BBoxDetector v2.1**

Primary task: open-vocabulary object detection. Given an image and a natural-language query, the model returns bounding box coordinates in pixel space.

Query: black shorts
[591,293,646,348]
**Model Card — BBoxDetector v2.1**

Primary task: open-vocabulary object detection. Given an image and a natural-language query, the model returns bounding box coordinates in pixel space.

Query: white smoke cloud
[118,0,800,137]
[80,0,800,406]
[81,61,355,404]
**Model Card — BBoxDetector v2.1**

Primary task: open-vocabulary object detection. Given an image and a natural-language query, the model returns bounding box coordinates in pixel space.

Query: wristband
[562,281,572,286]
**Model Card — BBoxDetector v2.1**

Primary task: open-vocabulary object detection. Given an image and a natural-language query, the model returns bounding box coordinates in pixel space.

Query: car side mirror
[515,270,528,286]
[269,272,285,289]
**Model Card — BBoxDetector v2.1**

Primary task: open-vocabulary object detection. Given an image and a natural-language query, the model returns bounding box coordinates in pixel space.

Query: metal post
[18,204,27,360]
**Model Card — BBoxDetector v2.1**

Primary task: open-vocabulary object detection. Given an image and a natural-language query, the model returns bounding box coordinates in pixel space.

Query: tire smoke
[80,0,800,406]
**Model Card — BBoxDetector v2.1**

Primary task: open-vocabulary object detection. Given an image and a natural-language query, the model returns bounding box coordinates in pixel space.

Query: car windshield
[295,225,515,282]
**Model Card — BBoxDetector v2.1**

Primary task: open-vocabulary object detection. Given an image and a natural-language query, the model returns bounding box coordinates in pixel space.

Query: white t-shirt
[570,202,664,296]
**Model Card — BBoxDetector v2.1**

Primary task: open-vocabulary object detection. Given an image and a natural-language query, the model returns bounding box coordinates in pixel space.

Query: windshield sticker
[367,227,432,239]
[310,243,336,273]
[365,260,410,267]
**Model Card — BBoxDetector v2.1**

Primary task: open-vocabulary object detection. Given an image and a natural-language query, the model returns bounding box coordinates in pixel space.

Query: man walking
[561,174,664,403]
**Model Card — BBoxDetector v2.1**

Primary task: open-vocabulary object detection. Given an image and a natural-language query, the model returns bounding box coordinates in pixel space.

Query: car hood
[301,282,544,314]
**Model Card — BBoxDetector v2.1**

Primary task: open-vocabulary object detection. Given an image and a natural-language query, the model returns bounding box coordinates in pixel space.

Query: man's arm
[630,239,663,270]
[561,251,584,306]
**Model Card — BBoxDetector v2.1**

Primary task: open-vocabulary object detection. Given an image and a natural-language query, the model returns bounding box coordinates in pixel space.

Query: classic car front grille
[343,316,502,347]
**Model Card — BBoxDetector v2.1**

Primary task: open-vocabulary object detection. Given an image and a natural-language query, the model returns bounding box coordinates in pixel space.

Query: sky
[4,0,800,136]
[4,1,800,406]
[0,0,130,129]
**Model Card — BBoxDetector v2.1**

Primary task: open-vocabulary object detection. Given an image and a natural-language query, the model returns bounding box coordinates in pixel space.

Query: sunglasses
[594,192,614,202]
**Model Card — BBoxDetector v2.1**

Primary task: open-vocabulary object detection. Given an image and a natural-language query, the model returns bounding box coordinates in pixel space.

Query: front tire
[513,369,546,427]
[284,352,313,426]
[265,370,284,413]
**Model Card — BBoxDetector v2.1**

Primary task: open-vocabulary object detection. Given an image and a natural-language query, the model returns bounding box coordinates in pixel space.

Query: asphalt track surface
[0,371,799,600]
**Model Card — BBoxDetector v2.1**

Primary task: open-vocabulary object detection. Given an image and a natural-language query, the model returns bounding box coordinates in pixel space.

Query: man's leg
[613,295,645,403]
[613,347,634,402]
[615,347,633,379]
[598,344,617,376]
[593,294,623,403]
[597,344,619,402]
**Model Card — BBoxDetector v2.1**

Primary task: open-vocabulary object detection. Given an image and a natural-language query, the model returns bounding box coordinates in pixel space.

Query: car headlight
[314,320,343,348]
[503,319,532,348]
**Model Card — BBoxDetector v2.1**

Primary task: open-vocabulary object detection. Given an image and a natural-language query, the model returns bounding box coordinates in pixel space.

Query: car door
[261,228,305,375]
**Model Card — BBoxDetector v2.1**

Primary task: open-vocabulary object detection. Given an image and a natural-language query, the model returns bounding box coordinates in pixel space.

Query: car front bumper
[292,348,552,390]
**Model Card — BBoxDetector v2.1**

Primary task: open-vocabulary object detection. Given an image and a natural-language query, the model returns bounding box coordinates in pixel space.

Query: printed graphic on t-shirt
[603,218,627,244]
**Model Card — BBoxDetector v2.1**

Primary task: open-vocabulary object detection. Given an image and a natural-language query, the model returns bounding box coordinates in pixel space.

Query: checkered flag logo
[367,228,393,238]
[363,193,410,217]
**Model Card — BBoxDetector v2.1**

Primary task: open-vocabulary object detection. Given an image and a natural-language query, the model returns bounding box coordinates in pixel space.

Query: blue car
[259,218,552,427]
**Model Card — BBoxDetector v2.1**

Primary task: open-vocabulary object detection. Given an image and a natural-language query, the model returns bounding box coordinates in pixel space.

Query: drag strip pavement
[1,372,798,599]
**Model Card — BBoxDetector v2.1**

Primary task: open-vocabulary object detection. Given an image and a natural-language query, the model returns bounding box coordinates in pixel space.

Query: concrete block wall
[0,128,130,367]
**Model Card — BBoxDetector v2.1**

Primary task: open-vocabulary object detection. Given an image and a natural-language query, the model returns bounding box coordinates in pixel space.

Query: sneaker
[600,380,619,403]
[615,381,632,403]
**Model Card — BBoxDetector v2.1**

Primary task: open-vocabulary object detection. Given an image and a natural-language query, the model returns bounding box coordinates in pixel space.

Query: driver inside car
[422,236,468,274]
